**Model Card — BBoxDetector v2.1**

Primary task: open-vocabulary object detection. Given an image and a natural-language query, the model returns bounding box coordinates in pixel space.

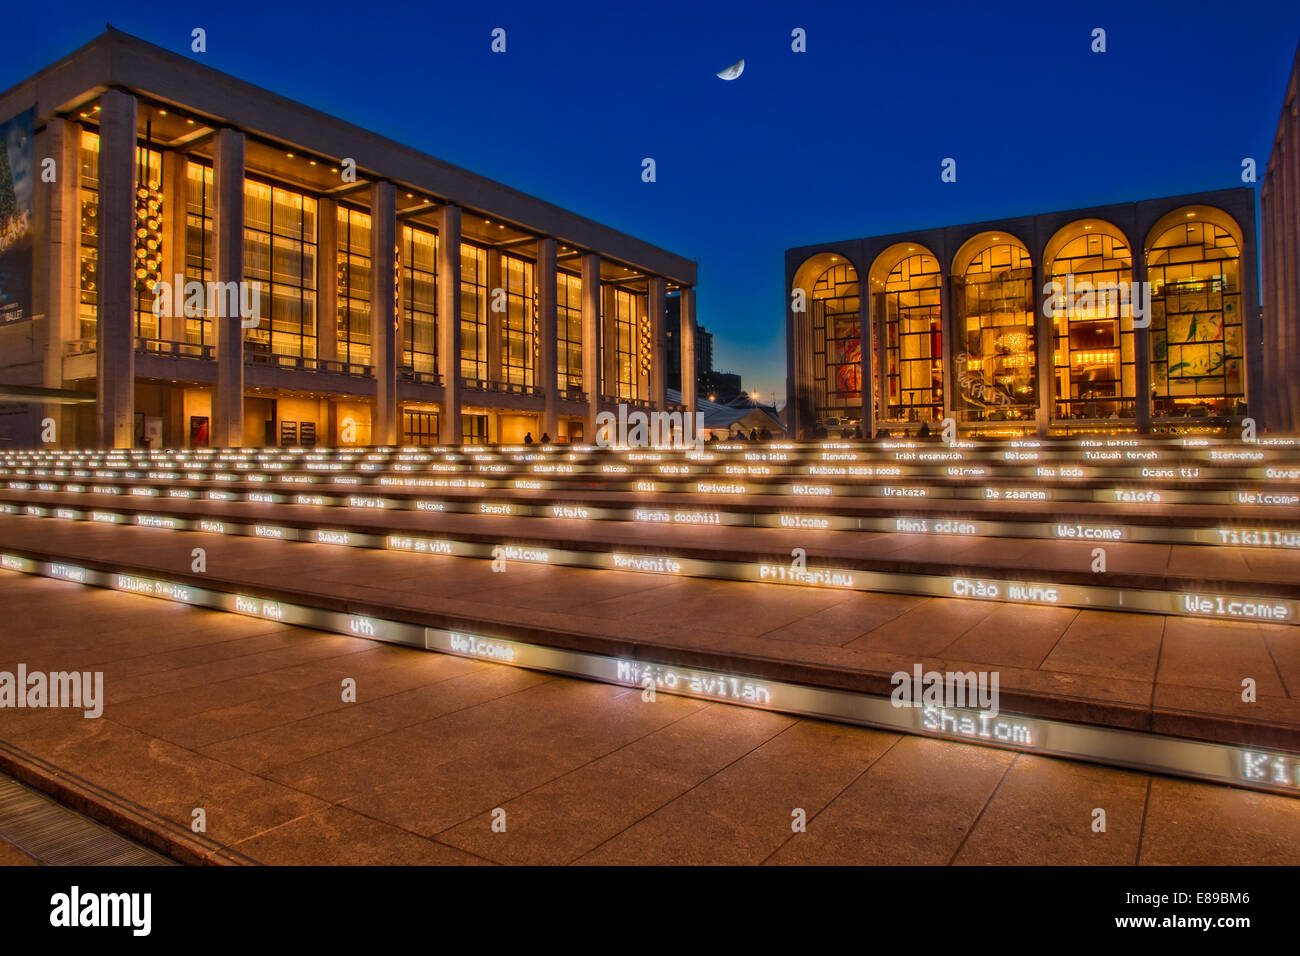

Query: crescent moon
[716,59,744,81]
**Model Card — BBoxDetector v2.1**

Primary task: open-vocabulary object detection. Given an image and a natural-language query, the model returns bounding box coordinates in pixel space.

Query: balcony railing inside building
[461,377,541,397]
[398,367,443,387]
[244,350,372,378]
[134,337,215,361]
[600,394,655,410]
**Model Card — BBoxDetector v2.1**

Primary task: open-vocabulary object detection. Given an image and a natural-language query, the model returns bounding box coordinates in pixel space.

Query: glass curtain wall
[184,161,214,346]
[243,179,318,359]
[501,253,535,387]
[334,206,370,365]
[401,224,437,373]
[460,244,489,381]
[557,271,583,391]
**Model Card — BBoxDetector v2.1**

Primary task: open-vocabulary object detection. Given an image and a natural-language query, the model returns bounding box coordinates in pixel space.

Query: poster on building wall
[0,107,34,326]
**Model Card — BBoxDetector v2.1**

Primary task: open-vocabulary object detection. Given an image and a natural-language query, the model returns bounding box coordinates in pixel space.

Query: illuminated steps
[5,480,1300,551]
[4,494,1299,626]
[6,459,1295,484]
[0,547,1295,799]
[9,470,1300,515]
[6,461,1300,503]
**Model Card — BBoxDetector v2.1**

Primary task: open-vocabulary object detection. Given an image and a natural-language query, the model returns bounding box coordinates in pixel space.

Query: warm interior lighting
[1072,351,1118,365]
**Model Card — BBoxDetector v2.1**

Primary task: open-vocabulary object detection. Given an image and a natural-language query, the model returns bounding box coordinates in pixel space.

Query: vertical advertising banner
[0,107,35,326]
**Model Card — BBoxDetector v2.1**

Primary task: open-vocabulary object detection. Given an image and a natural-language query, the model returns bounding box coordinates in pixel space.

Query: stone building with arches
[785,188,1260,437]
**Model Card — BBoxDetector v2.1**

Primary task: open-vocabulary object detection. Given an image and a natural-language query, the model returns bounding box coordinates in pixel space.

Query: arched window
[1147,212,1244,419]
[1045,224,1135,421]
[876,253,942,423]
[792,257,861,426]
[952,236,1035,424]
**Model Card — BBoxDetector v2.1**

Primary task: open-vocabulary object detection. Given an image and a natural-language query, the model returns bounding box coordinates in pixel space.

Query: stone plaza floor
[0,571,1297,865]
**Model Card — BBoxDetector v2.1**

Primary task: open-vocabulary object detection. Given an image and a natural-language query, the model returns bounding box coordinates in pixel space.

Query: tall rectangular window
[501,253,535,387]
[244,179,318,359]
[77,131,99,341]
[336,206,370,365]
[462,413,489,443]
[460,243,488,381]
[557,271,582,391]
[402,408,439,445]
[809,263,862,422]
[401,224,437,373]
[614,288,639,400]
[184,160,214,346]
[1148,221,1244,418]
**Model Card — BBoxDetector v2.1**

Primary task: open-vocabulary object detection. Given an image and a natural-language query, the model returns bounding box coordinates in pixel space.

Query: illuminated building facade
[786,189,1261,437]
[0,29,697,449]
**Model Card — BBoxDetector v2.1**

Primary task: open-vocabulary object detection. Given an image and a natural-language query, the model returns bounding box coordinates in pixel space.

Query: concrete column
[1262,173,1284,431]
[370,180,398,445]
[40,118,80,446]
[96,90,137,448]
[395,224,407,371]
[679,286,697,416]
[1242,207,1266,430]
[940,269,955,430]
[316,197,338,364]
[1033,257,1051,437]
[581,253,601,438]
[487,248,503,385]
[211,127,245,448]
[785,266,799,436]
[1259,181,1272,430]
[871,291,885,436]
[1134,250,1152,433]
[436,204,462,443]
[648,276,666,408]
[1286,124,1300,434]
[1281,105,1300,432]
[1274,144,1293,433]
[161,150,188,343]
[536,237,559,438]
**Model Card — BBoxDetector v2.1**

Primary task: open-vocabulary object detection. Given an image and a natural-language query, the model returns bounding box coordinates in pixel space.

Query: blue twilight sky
[2,0,1298,398]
